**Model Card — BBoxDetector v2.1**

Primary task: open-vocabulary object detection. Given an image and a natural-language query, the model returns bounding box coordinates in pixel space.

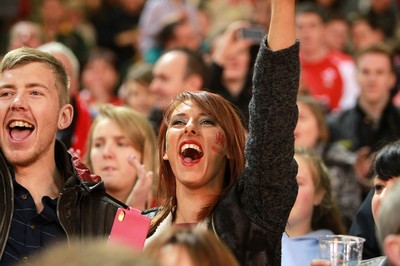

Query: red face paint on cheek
[215,132,225,148]
[211,145,224,156]
[211,132,226,156]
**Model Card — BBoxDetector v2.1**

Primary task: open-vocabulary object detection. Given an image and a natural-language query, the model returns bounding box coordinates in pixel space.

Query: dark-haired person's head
[371,140,400,223]
[376,179,400,266]
[150,48,208,110]
[295,2,328,54]
[355,44,396,107]
[156,17,200,52]
[350,14,385,51]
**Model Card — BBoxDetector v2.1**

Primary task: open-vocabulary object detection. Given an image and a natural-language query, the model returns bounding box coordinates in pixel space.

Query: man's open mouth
[8,120,34,141]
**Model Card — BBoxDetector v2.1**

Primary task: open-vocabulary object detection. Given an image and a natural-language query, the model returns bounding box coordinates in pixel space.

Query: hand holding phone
[108,208,150,251]
[237,26,266,44]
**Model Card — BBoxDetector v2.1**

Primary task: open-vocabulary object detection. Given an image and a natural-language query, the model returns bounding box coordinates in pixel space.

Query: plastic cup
[319,235,366,266]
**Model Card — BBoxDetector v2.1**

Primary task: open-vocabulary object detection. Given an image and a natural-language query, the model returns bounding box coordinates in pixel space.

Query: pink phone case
[108,207,150,251]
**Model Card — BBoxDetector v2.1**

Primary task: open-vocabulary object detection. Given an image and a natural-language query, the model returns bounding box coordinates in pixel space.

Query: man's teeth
[10,121,33,128]
[181,144,202,154]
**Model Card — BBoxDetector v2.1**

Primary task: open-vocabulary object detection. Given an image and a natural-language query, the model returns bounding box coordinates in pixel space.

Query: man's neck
[108,189,130,206]
[300,46,329,63]
[15,158,62,213]
[358,95,390,120]
[223,78,246,98]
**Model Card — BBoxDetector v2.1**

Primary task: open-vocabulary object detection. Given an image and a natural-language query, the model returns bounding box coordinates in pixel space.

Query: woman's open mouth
[180,143,204,164]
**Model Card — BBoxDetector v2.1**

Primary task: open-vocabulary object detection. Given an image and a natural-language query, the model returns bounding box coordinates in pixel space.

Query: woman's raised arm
[268,0,296,51]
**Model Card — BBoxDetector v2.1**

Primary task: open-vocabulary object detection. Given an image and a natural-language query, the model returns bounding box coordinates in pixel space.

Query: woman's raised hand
[125,155,154,210]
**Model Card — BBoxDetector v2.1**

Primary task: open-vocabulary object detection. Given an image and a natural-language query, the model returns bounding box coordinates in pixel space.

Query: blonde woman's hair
[85,105,158,200]
[295,147,346,234]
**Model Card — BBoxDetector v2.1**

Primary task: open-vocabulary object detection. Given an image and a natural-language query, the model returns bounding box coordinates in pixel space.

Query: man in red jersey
[296,2,359,112]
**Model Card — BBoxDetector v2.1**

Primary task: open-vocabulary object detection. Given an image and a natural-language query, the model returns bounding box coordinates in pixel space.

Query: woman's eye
[171,119,185,126]
[117,142,129,147]
[201,119,216,125]
[93,142,103,148]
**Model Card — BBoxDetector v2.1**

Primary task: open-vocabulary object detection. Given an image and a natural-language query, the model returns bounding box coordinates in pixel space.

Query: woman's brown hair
[145,227,239,266]
[150,91,246,234]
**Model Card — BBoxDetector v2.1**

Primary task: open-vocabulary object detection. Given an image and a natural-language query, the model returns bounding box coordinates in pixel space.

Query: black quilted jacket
[0,140,127,259]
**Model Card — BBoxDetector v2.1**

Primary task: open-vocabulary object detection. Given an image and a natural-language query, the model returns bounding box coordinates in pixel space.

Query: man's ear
[388,71,397,90]
[58,104,74,130]
[384,234,400,266]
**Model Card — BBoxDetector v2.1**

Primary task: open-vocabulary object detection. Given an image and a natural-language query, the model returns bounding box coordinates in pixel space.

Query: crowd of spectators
[1,0,400,264]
